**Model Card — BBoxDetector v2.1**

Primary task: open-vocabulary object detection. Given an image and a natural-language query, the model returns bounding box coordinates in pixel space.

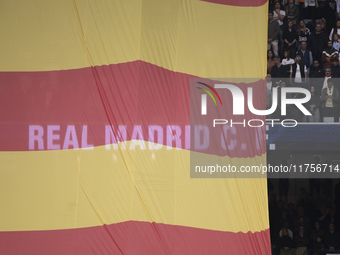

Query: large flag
[0,0,270,254]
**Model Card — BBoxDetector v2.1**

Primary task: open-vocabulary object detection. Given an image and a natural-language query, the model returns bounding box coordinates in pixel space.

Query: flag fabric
[0,0,270,254]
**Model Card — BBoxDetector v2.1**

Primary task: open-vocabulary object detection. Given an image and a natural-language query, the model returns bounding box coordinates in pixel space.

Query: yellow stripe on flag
[0,142,268,233]
[0,0,267,78]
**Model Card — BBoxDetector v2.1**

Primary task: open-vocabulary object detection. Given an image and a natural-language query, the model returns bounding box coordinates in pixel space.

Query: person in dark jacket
[297,20,311,50]
[326,0,337,33]
[310,221,324,246]
[279,228,295,255]
[323,222,340,253]
[285,0,299,26]
[294,225,309,255]
[312,236,326,255]
[309,60,324,95]
[297,41,313,69]
[310,60,324,78]
[268,12,280,57]
[271,57,288,86]
[290,54,307,87]
[309,23,328,64]
[283,20,298,58]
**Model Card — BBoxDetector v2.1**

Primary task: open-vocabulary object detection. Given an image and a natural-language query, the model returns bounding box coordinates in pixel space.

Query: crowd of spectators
[268,171,340,254]
[267,0,340,122]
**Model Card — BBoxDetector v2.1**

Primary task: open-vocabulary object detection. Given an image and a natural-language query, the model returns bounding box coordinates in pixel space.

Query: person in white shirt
[282,50,295,65]
[282,50,295,77]
[273,2,286,28]
[290,54,307,86]
[329,20,340,41]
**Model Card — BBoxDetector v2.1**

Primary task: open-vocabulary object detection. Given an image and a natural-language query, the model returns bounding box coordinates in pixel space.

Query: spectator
[303,0,318,21]
[283,20,298,58]
[323,222,340,253]
[309,23,328,64]
[269,0,285,13]
[268,50,275,73]
[285,0,299,26]
[271,56,288,79]
[329,19,340,41]
[321,68,333,91]
[297,41,313,70]
[278,228,296,255]
[274,1,286,30]
[295,216,311,233]
[293,206,311,230]
[302,86,321,122]
[310,60,324,78]
[310,221,324,245]
[327,0,337,33]
[332,33,340,51]
[312,236,326,255]
[294,225,309,255]
[317,205,332,230]
[268,12,280,57]
[273,1,286,55]
[283,0,299,5]
[282,50,295,65]
[267,73,273,90]
[322,40,339,67]
[317,0,328,20]
[309,60,324,94]
[321,78,339,121]
[337,1,340,19]
[282,50,295,77]
[319,18,328,34]
[279,222,294,239]
[331,59,340,77]
[297,20,311,50]
[290,54,307,87]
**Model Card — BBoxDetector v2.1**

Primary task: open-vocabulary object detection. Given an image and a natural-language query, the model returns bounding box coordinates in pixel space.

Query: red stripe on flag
[0,61,266,157]
[0,221,271,255]
[201,0,267,7]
